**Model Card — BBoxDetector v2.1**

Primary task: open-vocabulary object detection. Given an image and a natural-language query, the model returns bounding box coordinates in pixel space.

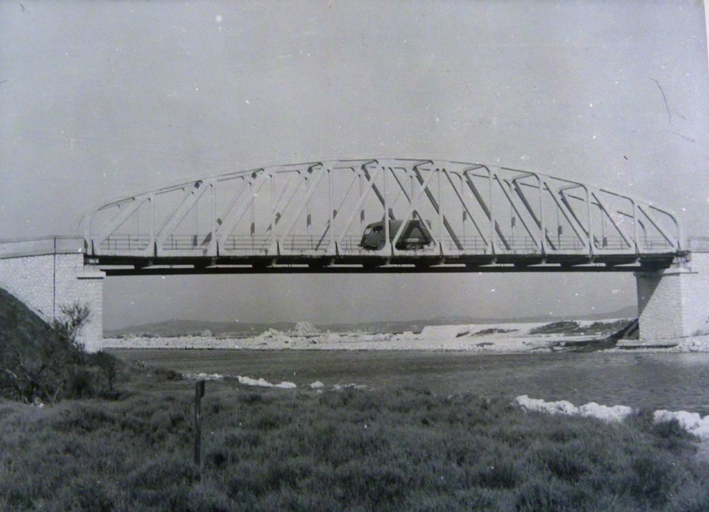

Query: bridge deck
[93,252,677,276]
[0,236,679,276]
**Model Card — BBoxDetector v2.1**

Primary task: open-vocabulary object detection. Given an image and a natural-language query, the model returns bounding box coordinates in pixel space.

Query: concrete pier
[636,246,709,341]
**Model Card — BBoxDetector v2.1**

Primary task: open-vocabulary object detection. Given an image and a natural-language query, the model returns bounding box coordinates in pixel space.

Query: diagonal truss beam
[410,164,463,251]
[462,169,511,251]
[82,159,682,260]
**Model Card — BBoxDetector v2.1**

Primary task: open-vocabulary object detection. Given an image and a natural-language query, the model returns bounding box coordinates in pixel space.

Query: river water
[110,349,709,415]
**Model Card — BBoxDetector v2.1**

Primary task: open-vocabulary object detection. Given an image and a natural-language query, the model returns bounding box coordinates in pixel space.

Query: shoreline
[102,320,709,353]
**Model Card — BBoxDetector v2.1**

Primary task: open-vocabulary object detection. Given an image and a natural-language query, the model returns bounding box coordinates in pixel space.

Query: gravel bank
[102,319,709,353]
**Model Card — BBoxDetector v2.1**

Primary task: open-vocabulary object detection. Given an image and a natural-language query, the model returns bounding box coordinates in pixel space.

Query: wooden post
[194,380,206,466]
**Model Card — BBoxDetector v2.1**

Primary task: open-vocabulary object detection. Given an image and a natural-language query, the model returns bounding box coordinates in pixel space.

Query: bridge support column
[0,238,105,352]
[636,252,709,341]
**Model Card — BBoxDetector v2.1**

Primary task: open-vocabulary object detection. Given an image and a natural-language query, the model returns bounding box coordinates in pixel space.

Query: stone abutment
[0,237,104,352]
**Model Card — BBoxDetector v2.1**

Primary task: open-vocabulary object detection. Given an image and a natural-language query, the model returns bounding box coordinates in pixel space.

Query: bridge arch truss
[82,159,682,271]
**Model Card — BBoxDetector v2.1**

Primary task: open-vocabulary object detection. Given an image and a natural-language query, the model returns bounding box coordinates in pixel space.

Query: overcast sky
[2,1,708,329]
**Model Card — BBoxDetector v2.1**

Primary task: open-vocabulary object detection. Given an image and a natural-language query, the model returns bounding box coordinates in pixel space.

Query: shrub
[0,297,124,403]
[529,321,580,335]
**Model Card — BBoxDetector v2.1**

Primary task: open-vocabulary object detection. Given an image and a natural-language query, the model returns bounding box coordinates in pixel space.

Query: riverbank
[102,319,709,353]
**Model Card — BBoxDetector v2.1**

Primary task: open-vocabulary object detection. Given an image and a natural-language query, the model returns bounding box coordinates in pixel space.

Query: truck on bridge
[359,220,433,250]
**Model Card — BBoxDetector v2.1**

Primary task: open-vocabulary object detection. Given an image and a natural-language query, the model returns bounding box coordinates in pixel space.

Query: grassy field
[1,367,708,512]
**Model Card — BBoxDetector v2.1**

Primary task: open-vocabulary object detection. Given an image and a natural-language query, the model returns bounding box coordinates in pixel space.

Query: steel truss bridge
[81,159,684,276]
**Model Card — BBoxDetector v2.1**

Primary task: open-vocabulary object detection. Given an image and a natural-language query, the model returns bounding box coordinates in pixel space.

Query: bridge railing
[592,236,630,251]
[337,236,365,253]
[161,234,211,251]
[278,235,331,254]
[223,235,273,253]
[94,232,678,259]
[441,236,488,252]
[637,237,676,252]
[100,234,152,252]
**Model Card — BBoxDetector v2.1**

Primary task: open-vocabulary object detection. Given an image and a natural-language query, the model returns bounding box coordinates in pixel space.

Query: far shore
[102,320,709,353]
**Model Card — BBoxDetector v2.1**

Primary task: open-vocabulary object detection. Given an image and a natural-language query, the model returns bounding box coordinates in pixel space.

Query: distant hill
[105,320,295,338]
[106,306,637,337]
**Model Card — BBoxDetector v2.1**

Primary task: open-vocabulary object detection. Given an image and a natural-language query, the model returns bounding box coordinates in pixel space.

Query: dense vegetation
[0,377,708,512]
[0,287,119,403]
